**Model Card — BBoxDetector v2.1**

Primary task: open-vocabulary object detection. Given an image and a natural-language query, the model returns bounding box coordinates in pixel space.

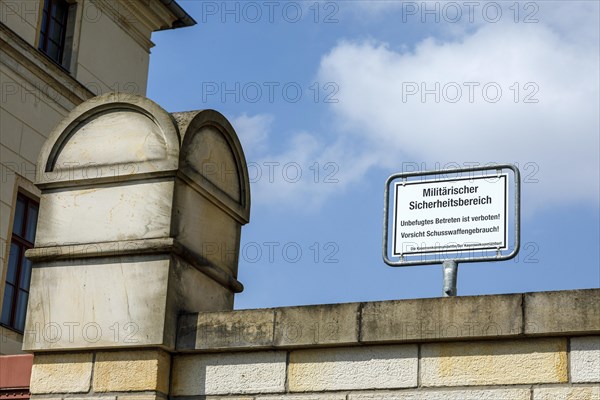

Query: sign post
[383,164,520,297]
[442,260,458,297]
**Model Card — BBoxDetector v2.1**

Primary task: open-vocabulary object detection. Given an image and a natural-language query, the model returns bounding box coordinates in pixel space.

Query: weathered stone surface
[68,397,116,400]
[24,252,234,352]
[361,294,522,343]
[175,290,600,354]
[93,350,170,393]
[571,336,600,383]
[36,93,180,186]
[178,309,275,351]
[288,345,418,392]
[26,95,251,354]
[51,110,168,168]
[182,124,241,201]
[30,352,93,393]
[348,388,531,399]
[421,338,568,386]
[257,395,346,400]
[29,397,62,400]
[525,289,600,335]
[24,255,171,350]
[166,255,235,348]
[186,397,253,400]
[189,398,253,400]
[533,386,600,400]
[117,396,165,400]
[171,352,287,395]
[36,180,174,246]
[275,303,359,347]
[172,182,243,278]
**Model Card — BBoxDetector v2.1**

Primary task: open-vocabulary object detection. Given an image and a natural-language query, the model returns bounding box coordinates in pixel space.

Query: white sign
[392,174,508,257]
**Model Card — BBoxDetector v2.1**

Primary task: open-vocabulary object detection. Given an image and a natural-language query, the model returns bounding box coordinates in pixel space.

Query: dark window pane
[5,193,38,331]
[5,192,38,331]
[48,37,62,48]
[19,256,32,290]
[39,0,69,65]
[50,1,58,18]
[25,203,38,243]
[12,197,25,235]
[15,291,28,331]
[48,19,63,42]
[6,243,20,284]
[53,2,66,21]
[39,32,47,47]
[48,23,57,41]
[47,41,59,61]
[1,285,14,325]
[40,11,48,35]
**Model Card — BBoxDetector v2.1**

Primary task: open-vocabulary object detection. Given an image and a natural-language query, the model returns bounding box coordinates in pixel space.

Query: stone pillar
[22,93,250,397]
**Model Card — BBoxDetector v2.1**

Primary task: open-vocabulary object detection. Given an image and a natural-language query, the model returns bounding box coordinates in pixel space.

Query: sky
[147,1,600,309]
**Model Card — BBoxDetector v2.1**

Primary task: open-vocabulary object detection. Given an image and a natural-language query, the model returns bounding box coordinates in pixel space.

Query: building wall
[0,353,32,395]
[0,0,39,45]
[0,0,190,354]
[0,0,154,94]
[74,0,152,95]
[25,289,600,398]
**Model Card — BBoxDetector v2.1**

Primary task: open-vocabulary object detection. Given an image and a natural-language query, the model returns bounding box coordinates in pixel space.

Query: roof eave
[158,0,197,30]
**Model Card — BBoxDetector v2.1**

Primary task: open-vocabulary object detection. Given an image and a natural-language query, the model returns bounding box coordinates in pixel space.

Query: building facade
[0,0,195,356]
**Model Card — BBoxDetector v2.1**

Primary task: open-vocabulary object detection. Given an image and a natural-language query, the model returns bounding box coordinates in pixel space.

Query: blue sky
[148,1,599,309]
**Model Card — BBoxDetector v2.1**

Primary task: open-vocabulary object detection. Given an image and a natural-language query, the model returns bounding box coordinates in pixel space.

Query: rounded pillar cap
[36,93,250,222]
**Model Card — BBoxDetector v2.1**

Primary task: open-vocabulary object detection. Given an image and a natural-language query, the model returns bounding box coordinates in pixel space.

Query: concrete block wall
[28,289,599,399]
[29,349,170,396]
[172,289,599,399]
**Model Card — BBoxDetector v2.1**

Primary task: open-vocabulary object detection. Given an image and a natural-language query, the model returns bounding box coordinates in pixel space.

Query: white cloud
[232,113,273,155]
[233,112,381,210]
[232,2,599,212]
[317,8,599,210]
[347,1,600,48]
[233,113,341,210]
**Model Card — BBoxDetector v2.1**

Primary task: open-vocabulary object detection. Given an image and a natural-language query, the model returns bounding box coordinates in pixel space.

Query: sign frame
[383,164,520,267]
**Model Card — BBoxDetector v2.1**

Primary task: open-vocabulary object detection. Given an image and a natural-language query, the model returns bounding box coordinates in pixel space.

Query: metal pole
[442,260,458,297]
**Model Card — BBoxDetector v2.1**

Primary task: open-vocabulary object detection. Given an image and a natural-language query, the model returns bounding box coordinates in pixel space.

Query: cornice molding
[89,0,192,51]
[90,0,155,51]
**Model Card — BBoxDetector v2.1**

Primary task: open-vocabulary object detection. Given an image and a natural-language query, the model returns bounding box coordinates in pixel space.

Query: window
[38,0,70,67]
[1,193,39,332]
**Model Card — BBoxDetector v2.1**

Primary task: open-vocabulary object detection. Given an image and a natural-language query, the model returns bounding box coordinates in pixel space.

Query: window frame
[38,0,72,69]
[0,193,39,333]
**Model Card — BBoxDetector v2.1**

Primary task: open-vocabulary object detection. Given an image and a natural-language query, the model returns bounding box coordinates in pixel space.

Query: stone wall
[28,289,600,399]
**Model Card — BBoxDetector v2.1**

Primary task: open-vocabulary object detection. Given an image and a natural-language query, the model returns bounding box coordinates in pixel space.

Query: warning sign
[392,174,508,256]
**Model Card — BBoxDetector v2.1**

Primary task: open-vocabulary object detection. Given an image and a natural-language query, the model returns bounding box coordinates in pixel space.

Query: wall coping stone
[176,289,600,352]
